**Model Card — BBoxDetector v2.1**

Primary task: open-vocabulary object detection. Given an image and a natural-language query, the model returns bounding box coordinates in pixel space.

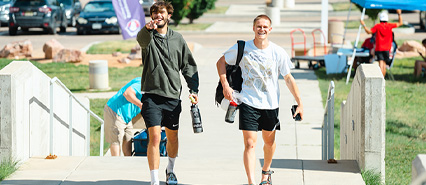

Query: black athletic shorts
[239,103,280,131]
[140,93,182,130]
[375,51,390,65]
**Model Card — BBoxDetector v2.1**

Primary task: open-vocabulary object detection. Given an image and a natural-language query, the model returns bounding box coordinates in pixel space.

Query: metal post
[49,79,54,155]
[87,112,91,156]
[69,95,73,156]
[346,8,366,84]
[328,90,335,159]
[322,113,327,160]
[321,0,328,44]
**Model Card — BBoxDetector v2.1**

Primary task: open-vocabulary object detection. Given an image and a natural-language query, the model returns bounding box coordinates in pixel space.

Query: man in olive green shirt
[136,1,199,185]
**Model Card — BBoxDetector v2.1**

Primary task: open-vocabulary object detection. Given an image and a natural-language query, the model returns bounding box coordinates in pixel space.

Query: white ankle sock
[166,157,176,173]
[150,169,159,185]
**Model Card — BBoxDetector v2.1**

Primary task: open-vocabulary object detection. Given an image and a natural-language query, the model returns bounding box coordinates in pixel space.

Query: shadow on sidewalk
[260,159,361,173]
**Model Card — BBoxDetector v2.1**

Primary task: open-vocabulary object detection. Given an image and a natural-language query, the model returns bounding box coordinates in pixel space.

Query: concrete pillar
[284,0,295,8]
[266,7,280,26]
[413,155,426,182]
[89,60,110,90]
[272,0,283,9]
[328,20,345,44]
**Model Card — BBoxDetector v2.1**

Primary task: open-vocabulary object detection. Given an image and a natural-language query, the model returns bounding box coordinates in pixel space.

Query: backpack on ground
[215,40,245,106]
[132,129,167,156]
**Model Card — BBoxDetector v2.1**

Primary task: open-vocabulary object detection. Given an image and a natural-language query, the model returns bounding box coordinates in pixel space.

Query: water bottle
[190,97,203,133]
[225,100,238,123]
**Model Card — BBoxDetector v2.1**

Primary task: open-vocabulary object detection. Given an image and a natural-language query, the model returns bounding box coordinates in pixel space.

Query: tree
[168,0,194,26]
[186,0,216,24]
[354,3,382,24]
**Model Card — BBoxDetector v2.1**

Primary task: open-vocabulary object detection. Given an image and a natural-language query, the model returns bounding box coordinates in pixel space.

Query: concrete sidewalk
[3,0,365,184]
[3,46,365,185]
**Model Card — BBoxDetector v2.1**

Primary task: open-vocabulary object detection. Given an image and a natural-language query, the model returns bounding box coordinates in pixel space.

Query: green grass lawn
[0,58,141,92]
[0,158,18,181]
[315,56,426,184]
[86,40,138,54]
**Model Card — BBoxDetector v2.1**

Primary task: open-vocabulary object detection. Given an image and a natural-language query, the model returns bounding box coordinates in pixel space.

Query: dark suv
[8,0,67,35]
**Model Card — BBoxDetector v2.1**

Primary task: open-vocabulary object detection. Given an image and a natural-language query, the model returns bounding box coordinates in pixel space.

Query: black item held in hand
[215,40,245,106]
[291,105,301,121]
[190,104,203,133]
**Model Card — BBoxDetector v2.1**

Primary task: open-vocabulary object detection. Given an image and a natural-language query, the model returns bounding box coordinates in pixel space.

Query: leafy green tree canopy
[186,0,216,24]
[354,3,382,23]
[167,0,194,26]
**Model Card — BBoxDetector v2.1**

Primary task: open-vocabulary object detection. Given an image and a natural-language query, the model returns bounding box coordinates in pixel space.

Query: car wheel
[77,29,84,35]
[60,25,66,33]
[420,11,426,30]
[60,14,67,32]
[9,26,17,35]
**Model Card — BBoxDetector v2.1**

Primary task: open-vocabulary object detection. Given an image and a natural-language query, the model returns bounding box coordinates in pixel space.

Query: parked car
[139,0,155,16]
[8,0,67,35]
[0,0,15,26]
[59,0,81,27]
[420,11,426,30]
[76,0,119,35]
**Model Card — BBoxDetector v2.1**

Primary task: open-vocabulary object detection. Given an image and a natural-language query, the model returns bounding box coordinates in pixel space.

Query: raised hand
[145,19,158,30]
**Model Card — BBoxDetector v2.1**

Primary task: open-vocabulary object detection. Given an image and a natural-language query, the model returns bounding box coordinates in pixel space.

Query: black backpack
[215,40,245,105]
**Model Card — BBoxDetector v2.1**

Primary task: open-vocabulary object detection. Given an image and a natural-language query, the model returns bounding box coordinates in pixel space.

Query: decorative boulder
[396,40,425,58]
[43,39,64,59]
[0,39,33,58]
[53,49,84,63]
[127,45,141,60]
[118,58,130,64]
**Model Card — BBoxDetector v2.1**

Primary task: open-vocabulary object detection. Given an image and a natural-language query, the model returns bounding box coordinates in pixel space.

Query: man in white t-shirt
[216,14,304,185]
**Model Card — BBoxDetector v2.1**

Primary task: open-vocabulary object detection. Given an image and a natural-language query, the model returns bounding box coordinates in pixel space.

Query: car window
[14,0,46,6]
[58,0,72,5]
[83,2,113,12]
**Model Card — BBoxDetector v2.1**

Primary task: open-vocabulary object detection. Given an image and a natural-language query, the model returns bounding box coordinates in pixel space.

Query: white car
[139,0,155,16]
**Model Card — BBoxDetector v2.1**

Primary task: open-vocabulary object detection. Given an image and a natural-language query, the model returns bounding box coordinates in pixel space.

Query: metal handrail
[322,81,335,160]
[49,77,104,156]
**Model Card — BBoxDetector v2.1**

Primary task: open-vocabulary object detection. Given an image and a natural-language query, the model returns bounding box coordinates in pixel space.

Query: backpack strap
[236,40,245,65]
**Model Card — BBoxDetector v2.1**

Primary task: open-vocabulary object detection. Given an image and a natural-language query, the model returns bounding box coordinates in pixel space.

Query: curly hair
[150,1,174,16]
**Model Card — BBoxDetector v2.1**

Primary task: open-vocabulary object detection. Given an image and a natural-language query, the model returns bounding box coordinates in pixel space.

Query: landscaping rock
[43,39,64,59]
[127,45,141,60]
[112,52,122,57]
[118,58,130,64]
[396,40,425,58]
[0,39,33,58]
[53,49,84,63]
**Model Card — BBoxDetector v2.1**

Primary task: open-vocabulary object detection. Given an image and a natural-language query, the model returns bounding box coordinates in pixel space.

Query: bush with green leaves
[354,3,382,23]
[168,0,194,26]
[186,0,216,24]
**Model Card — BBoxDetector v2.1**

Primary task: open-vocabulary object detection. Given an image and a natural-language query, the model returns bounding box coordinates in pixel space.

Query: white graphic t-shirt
[223,40,294,109]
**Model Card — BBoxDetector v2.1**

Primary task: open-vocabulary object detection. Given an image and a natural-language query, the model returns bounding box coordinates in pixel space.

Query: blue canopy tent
[345,0,426,84]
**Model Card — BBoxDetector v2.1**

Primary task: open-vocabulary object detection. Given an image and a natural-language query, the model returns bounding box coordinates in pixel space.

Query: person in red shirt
[360,9,403,77]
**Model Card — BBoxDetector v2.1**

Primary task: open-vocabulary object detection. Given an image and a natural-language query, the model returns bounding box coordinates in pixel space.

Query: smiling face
[253,17,272,41]
[151,7,171,28]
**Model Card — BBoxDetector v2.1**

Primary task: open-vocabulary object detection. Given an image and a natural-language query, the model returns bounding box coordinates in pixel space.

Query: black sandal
[259,170,274,185]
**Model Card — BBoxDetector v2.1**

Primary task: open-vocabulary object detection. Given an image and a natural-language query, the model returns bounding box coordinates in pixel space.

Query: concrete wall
[412,154,426,184]
[0,61,90,163]
[340,64,386,182]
